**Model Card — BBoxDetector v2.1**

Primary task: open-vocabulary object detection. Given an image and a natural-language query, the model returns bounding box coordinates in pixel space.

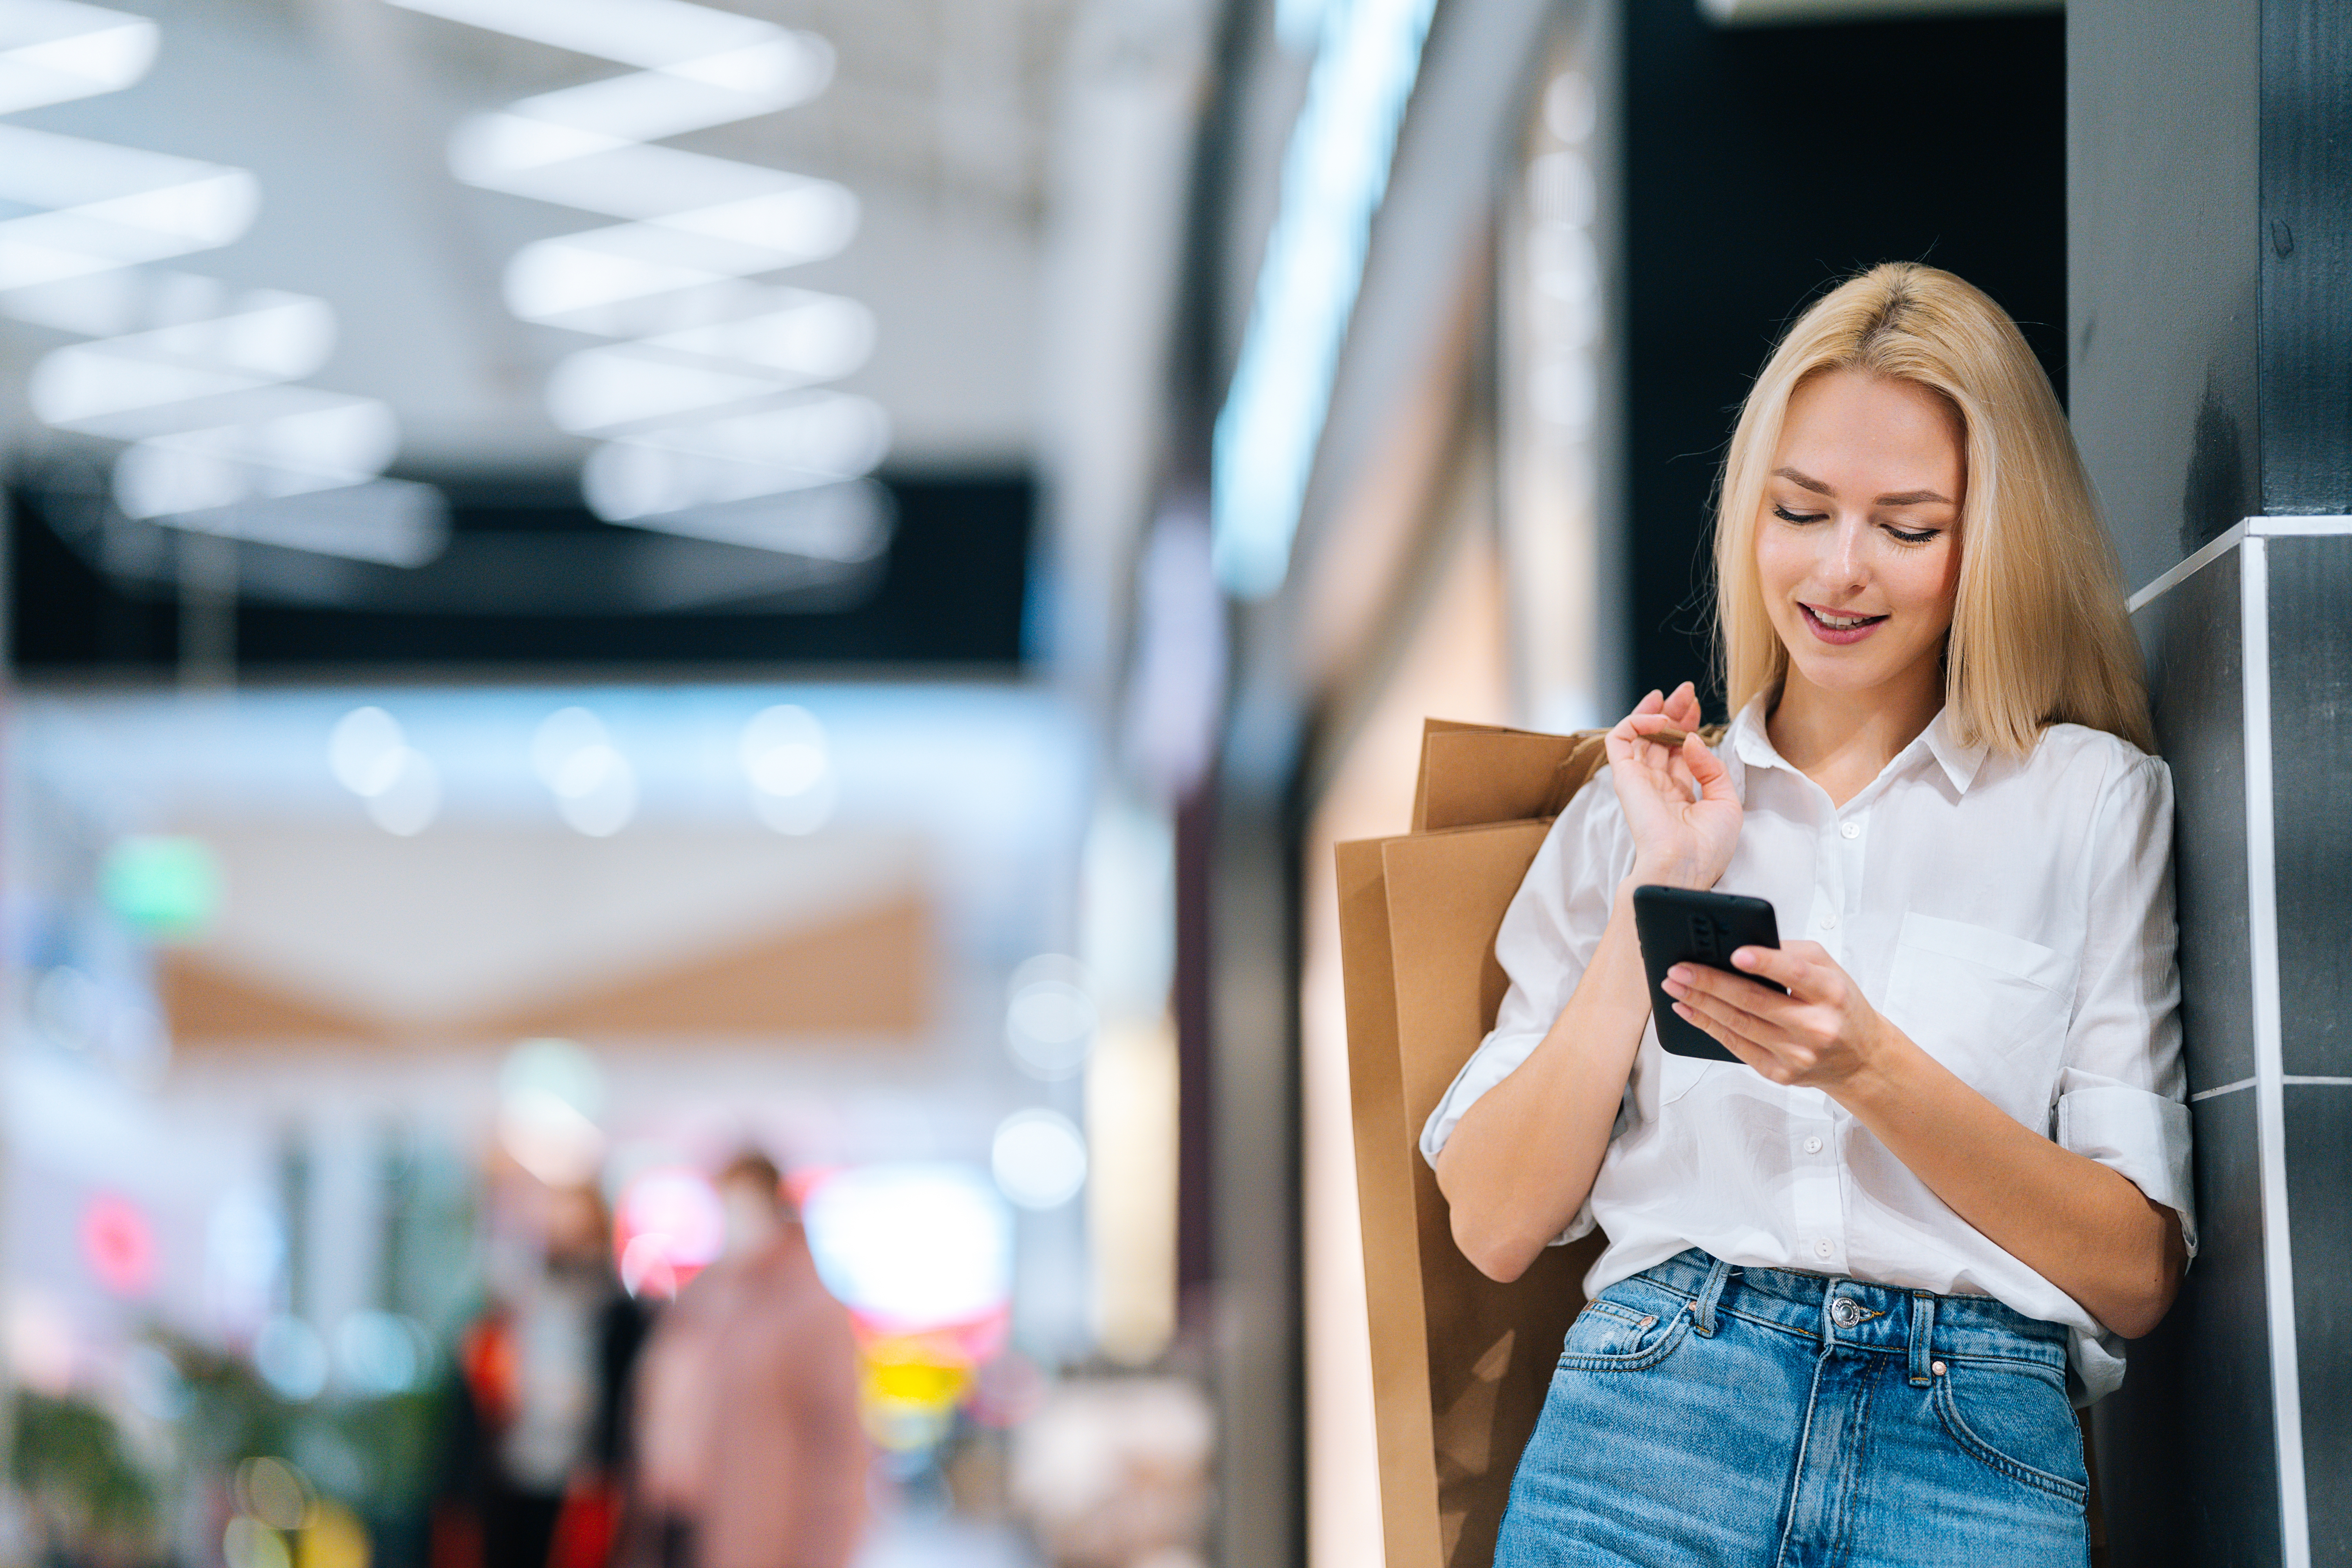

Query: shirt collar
[1921,706,1989,794]
[1723,693,1987,796]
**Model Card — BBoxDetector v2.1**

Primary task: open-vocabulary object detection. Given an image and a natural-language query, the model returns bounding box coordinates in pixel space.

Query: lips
[1799,602,1887,644]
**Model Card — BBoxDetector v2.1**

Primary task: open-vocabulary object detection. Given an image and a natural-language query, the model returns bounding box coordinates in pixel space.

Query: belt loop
[1692,1254,1733,1338]
[1908,1290,1937,1386]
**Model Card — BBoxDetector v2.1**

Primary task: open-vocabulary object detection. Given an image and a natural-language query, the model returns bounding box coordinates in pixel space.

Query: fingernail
[1672,1002,1692,1020]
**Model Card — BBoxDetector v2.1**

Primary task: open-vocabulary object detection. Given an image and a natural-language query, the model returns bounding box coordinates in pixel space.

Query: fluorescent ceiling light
[146,478,451,568]
[543,296,872,431]
[112,396,400,515]
[615,478,891,561]
[0,268,196,336]
[488,38,831,144]
[387,0,784,71]
[27,291,335,423]
[0,2,421,561]
[581,392,890,518]
[544,345,781,433]
[396,0,887,524]
[0,0,155,115]
[499,190,857,320]
[645,292,871,378]
[1210,0,1440,599]
[0,125,257,290]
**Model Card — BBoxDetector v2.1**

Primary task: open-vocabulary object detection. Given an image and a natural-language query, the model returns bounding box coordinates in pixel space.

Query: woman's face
[1755,370,1964,707]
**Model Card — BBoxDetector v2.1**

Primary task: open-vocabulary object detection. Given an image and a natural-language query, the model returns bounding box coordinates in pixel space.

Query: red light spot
[612,1168,726,1299]
[81,1194,156,1297]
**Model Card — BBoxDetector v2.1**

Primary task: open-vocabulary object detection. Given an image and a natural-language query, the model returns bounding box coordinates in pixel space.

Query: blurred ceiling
[0,0,1081,478]
[160,825,933,1046]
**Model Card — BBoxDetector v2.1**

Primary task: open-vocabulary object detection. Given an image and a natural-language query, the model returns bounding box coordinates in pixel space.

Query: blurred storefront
[0,0,1210,1564]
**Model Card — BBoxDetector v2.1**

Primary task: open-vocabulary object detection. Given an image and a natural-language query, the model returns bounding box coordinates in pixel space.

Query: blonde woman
[1423,263,2190,1565]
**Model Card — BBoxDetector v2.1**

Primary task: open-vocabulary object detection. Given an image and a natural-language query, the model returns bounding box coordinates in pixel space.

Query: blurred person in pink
[626,1152,867,1568]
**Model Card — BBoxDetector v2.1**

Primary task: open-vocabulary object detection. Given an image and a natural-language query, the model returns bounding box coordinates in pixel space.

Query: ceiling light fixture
[387,0,889,553]
[531,706,638,837]
[0,2,436,565]
[1210,0,1441,599]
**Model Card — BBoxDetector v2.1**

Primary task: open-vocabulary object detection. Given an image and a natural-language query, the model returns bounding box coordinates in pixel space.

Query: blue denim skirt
[1495,1250,2090,1567]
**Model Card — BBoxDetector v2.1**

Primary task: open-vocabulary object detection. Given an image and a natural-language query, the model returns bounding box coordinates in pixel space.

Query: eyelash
[1771,504,1940,547]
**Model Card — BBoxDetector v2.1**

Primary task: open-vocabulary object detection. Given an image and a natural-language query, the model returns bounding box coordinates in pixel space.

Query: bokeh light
[496,1038,606,1186]
[334,1310,431,1397]
[991,1109,1087,1210]
[739,703,835,834]
[802,1163,1011,1332]
[531,706,638,837]
[613,1165,727,1299]
[253,1316,328,1403]
[234,1456,313,1531]
[327,707,441,836]
[1004,954,1096,1080]
[99,835,220,939]
[78,1192,156,1296]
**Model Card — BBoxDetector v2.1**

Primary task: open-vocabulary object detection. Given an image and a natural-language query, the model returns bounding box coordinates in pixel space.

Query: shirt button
[1813,1238,1834,1260]
[1804,1136,1823,1154]
[1819,911,1838,930]
[1840,821,1860,840]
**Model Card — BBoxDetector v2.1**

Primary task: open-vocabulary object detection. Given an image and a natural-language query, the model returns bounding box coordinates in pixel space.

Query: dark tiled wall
[2287,1083,2352,1556]
[2067,0,2259,592]
[2144,548,2254,1094]
[2264,536,2352,1080]
[2098,550,2280,1564]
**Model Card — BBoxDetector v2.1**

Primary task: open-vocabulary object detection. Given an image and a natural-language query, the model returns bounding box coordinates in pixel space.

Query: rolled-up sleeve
[2054,753,2196,1256]
[1419,773,1633,1169]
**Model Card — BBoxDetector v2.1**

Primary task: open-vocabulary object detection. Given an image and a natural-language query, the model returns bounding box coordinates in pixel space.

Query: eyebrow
[1771,467,1955,507]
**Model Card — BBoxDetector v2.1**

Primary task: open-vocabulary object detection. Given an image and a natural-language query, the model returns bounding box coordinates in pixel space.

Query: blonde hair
[1713,263,2153,755]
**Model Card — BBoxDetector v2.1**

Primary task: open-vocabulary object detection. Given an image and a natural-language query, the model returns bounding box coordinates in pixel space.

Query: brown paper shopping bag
[1336,719,1614,1568]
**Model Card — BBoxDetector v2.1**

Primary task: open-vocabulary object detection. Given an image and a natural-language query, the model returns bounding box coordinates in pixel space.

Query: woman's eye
[1771,504,1826,524]
[1884,525,1940,545]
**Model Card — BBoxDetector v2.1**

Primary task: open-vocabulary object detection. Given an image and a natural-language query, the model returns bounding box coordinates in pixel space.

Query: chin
[1786,644,1942,702]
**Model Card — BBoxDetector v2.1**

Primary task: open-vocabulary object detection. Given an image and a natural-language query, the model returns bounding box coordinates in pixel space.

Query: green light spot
[101,837,221,942]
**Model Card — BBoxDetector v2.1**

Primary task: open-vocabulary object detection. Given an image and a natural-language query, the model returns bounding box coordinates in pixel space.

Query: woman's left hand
[1662,943,1900,1092]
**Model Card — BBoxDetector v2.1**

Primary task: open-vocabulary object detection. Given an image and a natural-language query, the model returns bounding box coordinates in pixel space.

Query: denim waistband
[1624,1249,2070,1377]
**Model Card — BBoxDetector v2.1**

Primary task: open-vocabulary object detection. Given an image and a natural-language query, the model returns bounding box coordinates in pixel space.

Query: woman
[1423,263,2191,1566]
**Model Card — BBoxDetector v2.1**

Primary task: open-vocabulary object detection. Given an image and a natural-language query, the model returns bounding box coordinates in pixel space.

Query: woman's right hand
[1605,681,1741,890]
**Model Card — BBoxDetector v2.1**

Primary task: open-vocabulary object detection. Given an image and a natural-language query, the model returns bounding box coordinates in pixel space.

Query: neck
[1765,659,1945,801]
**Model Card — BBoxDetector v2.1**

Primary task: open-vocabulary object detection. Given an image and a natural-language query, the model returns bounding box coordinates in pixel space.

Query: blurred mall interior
[0,0,2342,1565]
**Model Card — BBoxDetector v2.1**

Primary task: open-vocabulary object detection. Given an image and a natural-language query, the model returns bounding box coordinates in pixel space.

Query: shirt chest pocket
[1881,912,2076,1129]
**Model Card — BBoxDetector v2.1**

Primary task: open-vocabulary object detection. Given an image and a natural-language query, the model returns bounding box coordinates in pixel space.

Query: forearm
[1435,887,1654,1282]
[1837,1038,2185,1338]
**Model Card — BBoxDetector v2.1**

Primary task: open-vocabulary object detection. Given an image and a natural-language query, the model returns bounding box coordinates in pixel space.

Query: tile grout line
[2250,515,2352,538]
[2179,1075,2352,1102]
[2242,534,2310,1566]
[2125,516,2352,615]
[2130,522,2246,613]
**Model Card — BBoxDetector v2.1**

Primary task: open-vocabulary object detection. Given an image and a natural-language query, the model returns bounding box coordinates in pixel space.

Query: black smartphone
[1631,886,1784,1063]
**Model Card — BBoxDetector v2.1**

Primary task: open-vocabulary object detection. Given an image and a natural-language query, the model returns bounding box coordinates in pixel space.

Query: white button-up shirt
[1421,699,2194,1401]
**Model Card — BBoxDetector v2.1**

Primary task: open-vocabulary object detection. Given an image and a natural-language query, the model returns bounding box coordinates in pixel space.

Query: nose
[1824,515,1869,590]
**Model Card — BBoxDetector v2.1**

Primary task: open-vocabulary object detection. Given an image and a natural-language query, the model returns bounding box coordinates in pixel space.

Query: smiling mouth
[1800,603,1888,633]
